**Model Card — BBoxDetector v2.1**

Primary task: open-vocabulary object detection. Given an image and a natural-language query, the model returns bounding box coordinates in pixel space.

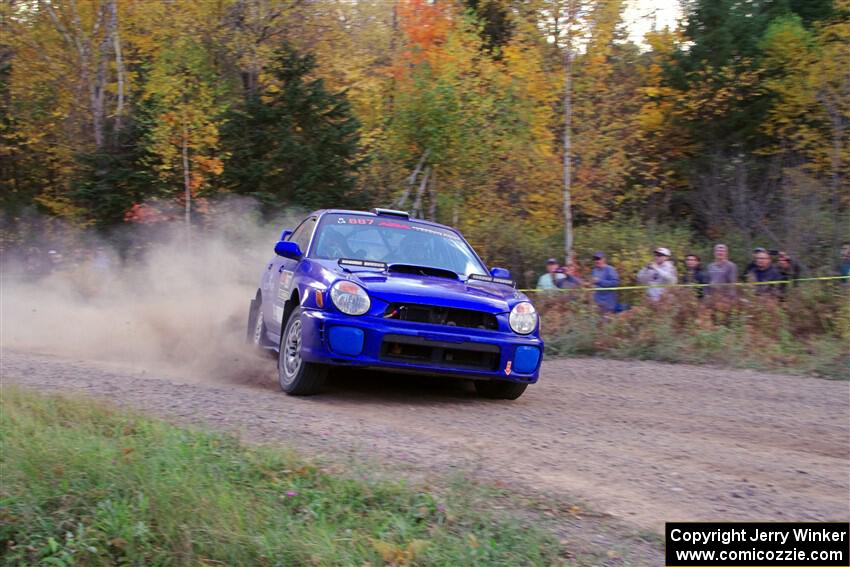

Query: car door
[267,216,318,339]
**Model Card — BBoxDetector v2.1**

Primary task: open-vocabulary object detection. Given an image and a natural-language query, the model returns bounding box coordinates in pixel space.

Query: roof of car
[314,209,457,232]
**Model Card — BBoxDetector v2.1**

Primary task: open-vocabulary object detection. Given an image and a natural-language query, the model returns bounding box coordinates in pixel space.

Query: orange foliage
[396,0,451,65]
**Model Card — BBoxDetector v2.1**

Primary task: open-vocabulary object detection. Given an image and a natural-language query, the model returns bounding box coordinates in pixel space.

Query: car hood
[314,260,524,313]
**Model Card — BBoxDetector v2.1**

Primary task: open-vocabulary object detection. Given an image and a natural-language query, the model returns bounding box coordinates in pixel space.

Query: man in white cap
[637,247,678,302]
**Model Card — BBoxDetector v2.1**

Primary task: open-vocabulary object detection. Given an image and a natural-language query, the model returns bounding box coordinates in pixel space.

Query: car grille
[383,303,498,330]
[380,334,500,371]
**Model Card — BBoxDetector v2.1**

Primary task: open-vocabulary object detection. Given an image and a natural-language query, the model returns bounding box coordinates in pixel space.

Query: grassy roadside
[0,386,566,566]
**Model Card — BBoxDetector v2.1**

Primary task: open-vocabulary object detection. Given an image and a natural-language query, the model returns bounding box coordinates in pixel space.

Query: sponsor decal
[411,224,460,240]
[378,220,410,229]
[504,360,512,375]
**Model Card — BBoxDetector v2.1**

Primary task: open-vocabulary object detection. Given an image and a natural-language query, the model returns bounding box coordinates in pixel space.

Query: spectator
[775,251,800,298]
[557,262,583,289]
[24,246,51,280]
[746,250,782,296]
[637,247,678,301]
[707,244,738,297]
[46,249,65,273]
[744,246,767,276]
[840,244,850,283]
[681,254,709,298]
[556,262,584,300]
[590,252,620,313]
[536,258,566,290]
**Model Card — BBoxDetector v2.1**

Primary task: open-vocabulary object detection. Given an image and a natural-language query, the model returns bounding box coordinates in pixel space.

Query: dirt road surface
[4,349,849,550]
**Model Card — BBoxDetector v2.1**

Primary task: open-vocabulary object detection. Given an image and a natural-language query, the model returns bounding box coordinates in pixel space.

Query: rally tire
[278,306,327,395]
[474,380,528,400]
[247,297,268,349]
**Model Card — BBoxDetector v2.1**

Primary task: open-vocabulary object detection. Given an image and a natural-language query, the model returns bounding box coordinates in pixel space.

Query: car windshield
[311,213,487,277]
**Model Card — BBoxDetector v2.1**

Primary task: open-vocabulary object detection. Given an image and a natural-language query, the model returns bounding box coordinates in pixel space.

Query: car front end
[296,261,544,384]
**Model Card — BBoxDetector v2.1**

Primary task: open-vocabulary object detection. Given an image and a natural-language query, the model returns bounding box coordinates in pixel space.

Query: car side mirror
[490,267,511,279]
[274,240,302,259]
[280,229,292,241]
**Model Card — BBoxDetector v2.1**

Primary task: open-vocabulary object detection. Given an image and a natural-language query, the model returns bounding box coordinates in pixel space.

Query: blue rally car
[246,208,543,399]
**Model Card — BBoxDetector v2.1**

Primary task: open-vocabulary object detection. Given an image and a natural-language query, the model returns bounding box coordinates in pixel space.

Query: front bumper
[297,309,543,383]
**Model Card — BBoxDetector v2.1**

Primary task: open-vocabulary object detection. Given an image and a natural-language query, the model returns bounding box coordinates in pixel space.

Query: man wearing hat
[591,252,620,313]
[637,247,678,302]
[537,257,567,290]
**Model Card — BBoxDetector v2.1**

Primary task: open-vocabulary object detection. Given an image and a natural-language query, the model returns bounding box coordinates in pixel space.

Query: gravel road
[4,349,848,541]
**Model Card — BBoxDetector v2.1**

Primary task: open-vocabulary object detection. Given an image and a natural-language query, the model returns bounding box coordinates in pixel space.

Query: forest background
[2,0,848,282]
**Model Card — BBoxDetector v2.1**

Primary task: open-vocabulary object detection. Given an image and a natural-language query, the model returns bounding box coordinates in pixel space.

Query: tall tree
[221,46,363,212]
[571,0,641,220]
[143,36,225,236]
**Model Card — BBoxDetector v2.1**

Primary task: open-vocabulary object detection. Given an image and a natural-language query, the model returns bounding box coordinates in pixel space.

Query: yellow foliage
[370,538,430,565]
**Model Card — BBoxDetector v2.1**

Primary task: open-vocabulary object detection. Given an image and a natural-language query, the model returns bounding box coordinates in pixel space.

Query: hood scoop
[387,264,459,280]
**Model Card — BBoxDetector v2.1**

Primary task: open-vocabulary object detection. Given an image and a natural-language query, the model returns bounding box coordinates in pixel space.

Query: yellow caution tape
[519,275,850,293]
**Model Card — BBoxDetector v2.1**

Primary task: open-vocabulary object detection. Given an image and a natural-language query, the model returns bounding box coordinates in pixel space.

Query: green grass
[0,387,565,566]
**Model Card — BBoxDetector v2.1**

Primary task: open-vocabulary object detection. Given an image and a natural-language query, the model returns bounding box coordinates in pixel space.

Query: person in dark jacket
[838,244,850,284]
[681,254,709,298]
[775,251,800,299]
[743,246,768,278]
[746,250,782,296]
[590,252,620,313]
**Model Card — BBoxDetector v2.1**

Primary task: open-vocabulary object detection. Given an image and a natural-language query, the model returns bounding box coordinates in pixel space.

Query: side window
[289,217,317,254]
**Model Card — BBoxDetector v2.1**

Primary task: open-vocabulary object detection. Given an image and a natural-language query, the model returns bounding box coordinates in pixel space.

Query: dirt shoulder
[4,350,848,561]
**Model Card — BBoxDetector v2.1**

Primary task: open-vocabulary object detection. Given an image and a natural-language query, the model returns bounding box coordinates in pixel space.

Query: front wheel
[247,297,267,349]
[474,380,528,400]
[278,306,327,395]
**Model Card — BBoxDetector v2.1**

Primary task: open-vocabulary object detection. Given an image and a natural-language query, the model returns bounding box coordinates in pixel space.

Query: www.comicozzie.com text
[670,526,848,546]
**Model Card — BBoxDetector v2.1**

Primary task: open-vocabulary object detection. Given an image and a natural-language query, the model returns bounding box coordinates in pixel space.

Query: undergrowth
[538,284,849,379]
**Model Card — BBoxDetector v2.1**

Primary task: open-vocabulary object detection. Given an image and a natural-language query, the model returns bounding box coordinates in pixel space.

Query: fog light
[513,346,540,373]
[328,326,364,356]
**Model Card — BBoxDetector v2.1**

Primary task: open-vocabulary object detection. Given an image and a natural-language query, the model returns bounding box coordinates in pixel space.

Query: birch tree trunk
[43,0,109,149]
[109,0,125,137]
[428,165,438,221]
[411,166,430,219]
[560,0,580,265]
[562,45,574,265]
[182,122,192,244]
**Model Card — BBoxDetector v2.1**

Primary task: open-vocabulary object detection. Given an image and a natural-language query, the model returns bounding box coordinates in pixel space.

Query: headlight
[330,280,370,315]
[509,302,537,334]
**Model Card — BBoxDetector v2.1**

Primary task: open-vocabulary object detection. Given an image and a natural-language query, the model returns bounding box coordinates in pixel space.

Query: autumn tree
[570,0,642,220]
[141,34,225,236]
[373,0,561,277]
[759,3,850,253]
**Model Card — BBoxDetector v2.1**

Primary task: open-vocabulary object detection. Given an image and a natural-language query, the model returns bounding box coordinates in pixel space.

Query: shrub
[572,218,699,284]
[536,284,849,379]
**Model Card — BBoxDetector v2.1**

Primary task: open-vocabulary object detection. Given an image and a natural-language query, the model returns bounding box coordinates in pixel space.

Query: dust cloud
[0,200,301,384]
